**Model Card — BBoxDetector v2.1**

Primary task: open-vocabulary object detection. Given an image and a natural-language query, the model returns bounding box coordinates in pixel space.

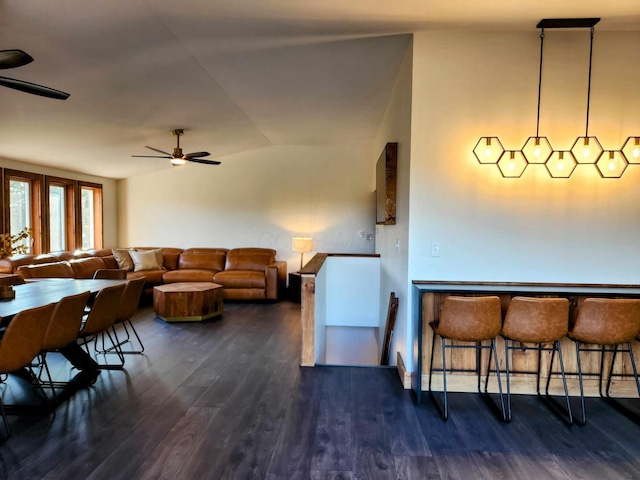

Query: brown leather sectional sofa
[0,247,287,301]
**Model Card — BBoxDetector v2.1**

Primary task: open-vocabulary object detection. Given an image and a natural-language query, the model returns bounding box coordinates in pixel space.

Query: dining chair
[37,291,91,399]
[77,283,126,370]
[429,295,507,422]
[568,298,640,425]
[0,302,56,439]
[96,277,146,355]
[92,269,127,280]
[500,296,573,425]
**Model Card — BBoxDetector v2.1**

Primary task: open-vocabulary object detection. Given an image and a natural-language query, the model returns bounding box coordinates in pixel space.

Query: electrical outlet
[359,230,365,238]
[431,243,440,257]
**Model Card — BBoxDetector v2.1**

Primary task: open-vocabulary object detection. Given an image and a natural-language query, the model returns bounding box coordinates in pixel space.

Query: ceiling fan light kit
[132,129,221,167]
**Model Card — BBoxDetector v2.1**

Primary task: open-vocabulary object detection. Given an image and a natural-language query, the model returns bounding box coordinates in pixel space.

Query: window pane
[9,179,31,253]
[49,185,66,251]
[81,188,95,249]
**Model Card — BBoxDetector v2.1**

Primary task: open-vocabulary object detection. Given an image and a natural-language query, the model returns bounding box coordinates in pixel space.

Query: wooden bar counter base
[153,282,223,322]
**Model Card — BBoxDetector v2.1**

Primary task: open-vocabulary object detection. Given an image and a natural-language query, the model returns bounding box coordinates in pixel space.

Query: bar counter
[412,281,640,401]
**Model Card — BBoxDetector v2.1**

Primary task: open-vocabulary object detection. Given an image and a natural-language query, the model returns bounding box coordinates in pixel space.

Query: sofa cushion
[178,251,226,272]
[70,257,107,279]
[17,261,75,279]
[50,251,75,261]
[214,270,266,289]
[225,248,275,272]
[163,269,216,283]
[130,249,163,271]
[113,248,134,271]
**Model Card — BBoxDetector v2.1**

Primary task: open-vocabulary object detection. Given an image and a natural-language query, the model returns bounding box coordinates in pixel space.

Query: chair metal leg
[96,320,145,355]
[602,342,640,426]
[504,339,512,423]
[574,341,587,426]
[0,395,10,441]
[536,345,543,395]
[428,333,449,421]
[482,338,507,422]
[428,330,436,393]
[555,340,573,426]
[606,344,618,397]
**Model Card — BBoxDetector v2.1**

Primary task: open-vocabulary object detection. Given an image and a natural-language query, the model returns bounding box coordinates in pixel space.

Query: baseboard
[396,352,412,389]
[422,372,640,397]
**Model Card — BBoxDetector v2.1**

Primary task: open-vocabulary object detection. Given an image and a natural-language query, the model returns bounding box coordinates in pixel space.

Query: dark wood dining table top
[0,278,127,320]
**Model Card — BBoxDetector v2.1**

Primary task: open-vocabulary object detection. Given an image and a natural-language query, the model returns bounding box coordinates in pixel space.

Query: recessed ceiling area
[1,0,639,179]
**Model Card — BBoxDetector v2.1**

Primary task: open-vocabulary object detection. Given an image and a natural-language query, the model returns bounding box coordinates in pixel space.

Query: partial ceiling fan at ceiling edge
[0,49,70,100]
[131,129,221,166]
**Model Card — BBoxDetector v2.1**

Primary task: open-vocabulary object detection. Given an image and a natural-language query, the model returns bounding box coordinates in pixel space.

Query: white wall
[406,30,640,370]
[118,144,375,271]
[0,157,118,248]
[325,256,380,327]
[374,39,413,367]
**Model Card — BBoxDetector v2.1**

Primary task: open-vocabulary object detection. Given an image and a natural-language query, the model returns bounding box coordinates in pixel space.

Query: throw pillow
[137,248,164,269]
[112,248,134,272]
[129,249,162,271]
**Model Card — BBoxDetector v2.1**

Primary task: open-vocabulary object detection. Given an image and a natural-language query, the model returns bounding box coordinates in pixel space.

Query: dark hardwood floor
[1,301,640,479]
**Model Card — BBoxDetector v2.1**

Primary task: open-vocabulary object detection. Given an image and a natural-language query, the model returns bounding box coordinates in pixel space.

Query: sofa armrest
[265,261,287,300]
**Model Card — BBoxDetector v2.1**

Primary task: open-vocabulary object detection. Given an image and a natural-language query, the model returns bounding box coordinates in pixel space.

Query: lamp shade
[622,137,640,164]
[497,150,528,178]
[473,136,504,164]
[292,237,313,253]
[596,150,628,178]
[545,151,577,178]
[571,136,603,164]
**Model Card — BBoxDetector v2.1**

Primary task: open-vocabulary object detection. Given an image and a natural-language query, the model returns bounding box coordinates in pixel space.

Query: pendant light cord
[585,27,594,137]
[536,29,545,137]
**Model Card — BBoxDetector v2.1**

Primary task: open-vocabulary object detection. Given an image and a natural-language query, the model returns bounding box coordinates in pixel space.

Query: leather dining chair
[77,283,126,370]
[96,277,146,355]
[428,295,506,422]
[92,269,127,280]
[37,291,91,399]
[568,298,640,425]
[0,302,56,439]
[500,296,573,425]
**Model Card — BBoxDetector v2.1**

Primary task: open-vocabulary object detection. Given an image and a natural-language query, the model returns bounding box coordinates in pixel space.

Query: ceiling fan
[0,49,70,100]
[132,129,221,166]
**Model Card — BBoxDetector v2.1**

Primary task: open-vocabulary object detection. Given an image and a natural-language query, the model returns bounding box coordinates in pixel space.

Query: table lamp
[292,237,313,272]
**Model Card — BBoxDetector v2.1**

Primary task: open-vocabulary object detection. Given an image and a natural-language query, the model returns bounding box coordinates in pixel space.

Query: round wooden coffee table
[153,282,223,322]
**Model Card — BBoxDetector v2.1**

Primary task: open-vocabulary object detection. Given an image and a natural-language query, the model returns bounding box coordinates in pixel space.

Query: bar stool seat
[500,296,572,425]
[429,295,506,422]
[568,298,640,425]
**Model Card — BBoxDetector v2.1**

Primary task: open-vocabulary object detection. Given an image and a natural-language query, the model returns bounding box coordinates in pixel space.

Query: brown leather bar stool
[500,296,572,425]
[568,298,640,425]
[428,295,506,422]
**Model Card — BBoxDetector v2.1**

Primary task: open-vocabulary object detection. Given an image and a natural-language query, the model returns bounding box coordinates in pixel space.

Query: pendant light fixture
[522,28,553,165]
[474,17,638,179]
[569,21,604,165]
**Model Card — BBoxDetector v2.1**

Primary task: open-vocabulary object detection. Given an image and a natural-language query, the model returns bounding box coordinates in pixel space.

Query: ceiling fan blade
[0,50,34,70]
[183,151,211,159]
[131,155,172,159]
[145,146,173,156]
[187,158,221,165]
[0,76,69,100]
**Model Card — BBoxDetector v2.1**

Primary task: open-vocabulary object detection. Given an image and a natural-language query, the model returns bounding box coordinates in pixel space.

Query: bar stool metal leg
[428,333,449,421]
[602,342,640,425]
[504,339,512,423]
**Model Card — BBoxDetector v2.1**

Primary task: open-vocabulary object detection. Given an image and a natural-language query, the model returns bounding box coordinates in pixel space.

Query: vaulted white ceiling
[1,1,639,178]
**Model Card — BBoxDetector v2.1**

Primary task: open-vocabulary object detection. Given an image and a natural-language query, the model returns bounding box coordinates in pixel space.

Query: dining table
[0,278,128,411]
